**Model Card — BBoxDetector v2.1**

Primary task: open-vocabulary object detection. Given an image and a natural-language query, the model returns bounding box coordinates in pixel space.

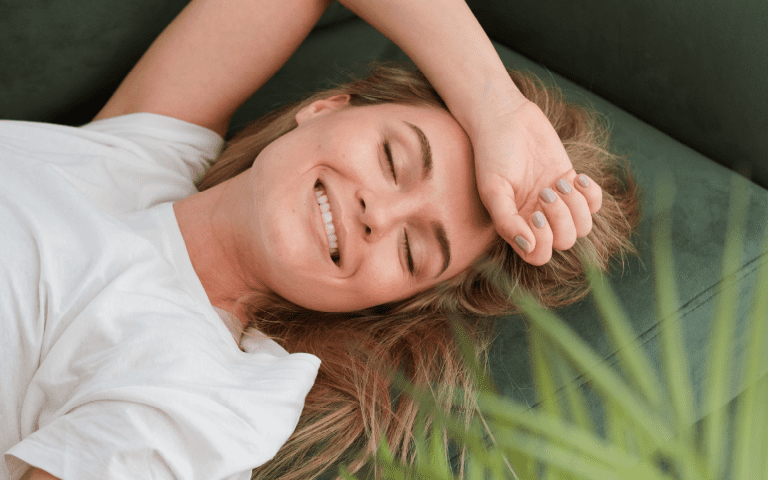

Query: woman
[0,0,637,478]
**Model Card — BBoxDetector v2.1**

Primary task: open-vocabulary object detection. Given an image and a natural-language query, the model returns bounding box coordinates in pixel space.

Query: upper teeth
[315,183,339,259]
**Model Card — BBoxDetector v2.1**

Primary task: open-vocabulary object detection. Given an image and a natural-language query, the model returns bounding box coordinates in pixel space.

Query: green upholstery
[2,0,766,469]
[1,0,186,125]
[466,0,768,189]
[488,46,768,419]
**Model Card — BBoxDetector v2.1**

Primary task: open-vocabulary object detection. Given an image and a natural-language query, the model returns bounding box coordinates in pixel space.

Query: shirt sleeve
[4,311,320,480]
[0,112,225,215]
[6,399,251,480]
[80,113,225,183]
[71,113,226,213]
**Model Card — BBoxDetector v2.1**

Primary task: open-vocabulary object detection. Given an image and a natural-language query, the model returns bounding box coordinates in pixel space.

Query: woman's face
[241,95,496,312]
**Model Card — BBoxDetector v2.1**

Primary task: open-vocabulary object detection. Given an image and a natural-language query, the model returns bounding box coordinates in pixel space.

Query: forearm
[95,0,332,135]
[338,0,525,138]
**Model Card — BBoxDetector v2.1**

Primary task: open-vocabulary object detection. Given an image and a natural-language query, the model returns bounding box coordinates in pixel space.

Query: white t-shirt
[0,114,321,480]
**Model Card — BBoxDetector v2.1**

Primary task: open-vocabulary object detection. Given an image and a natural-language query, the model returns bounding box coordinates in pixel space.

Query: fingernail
[514,235,530,253]
[540,188,556,204]
[556,179,571,194]
[577,174,590,188]
[532,211,546,228]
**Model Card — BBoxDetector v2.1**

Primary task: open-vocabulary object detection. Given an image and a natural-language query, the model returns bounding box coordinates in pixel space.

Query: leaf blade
[703,173,750,478]
[732,221,768,480]
[586,263,665,411]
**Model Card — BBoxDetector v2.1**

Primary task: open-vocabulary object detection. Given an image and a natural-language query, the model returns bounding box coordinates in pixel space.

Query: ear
[295,94,351,125]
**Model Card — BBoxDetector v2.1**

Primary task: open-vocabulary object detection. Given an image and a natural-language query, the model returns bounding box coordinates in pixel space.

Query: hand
[473,98,603,265]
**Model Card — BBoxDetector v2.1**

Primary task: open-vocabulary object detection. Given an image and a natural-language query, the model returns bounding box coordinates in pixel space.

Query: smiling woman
[1,0,639,479]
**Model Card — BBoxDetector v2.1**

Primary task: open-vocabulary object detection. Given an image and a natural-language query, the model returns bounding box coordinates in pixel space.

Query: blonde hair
[197,64,640,479]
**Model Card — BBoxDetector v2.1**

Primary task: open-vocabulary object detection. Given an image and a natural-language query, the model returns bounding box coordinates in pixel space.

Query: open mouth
[314,181,340,265]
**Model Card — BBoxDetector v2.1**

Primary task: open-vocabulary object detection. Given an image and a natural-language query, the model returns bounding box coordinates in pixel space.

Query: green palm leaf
[732,217,768,480]
[651,173,705,480]
[585,263,665,411]
[703,173,750,479]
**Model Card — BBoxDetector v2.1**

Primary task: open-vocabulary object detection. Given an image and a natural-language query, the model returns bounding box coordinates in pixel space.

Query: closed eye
[384,140,397,183]
[404,230,414,275]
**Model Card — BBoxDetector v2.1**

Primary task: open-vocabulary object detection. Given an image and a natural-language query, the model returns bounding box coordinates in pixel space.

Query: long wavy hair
[197,63,641,479]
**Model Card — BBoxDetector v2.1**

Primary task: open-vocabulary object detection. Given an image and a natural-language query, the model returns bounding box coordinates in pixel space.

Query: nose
[356,188,413,242]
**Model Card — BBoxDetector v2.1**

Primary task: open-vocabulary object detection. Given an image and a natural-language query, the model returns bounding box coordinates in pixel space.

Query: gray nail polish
[532,211,546,228]
[578,174,590,188]
[556,179,571,194]
[540,188,556,204]
[514,235,530,252]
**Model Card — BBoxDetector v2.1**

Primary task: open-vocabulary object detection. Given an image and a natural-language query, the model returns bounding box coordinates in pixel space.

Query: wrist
[447,70,527,140]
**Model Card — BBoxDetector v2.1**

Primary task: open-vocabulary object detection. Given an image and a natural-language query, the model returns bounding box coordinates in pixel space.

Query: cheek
[296,266,412,312]
[347,260,416,307]
[263,221,300,261]
[252,131,320,183]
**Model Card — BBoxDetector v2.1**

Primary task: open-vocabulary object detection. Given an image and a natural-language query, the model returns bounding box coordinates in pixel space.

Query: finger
[522,210,554,266]
[573,173,602,214]
[554,177,592,238]
[483,191,538,257]
[539,186,577,250]
[499,213,537,258]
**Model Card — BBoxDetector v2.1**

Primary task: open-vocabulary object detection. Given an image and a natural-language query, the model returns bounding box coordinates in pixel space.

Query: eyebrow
[404,122,433,180]
[432,221,451,277]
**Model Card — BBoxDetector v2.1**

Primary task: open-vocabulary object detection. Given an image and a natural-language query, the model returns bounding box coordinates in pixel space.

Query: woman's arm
[337,0,603,265]
[94,0,333,136]
[338,0,519,138]
[96,0,505,139]
[96,0,601,265]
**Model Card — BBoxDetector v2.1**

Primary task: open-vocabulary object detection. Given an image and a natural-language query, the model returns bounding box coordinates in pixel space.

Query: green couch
[3,0,766,472]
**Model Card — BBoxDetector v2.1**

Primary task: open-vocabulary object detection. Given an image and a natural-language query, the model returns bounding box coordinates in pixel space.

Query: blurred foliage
[342,174,768,480]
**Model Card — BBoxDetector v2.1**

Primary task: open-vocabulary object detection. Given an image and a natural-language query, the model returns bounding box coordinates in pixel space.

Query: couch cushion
[465,0,768,190]
[489,46,768,423]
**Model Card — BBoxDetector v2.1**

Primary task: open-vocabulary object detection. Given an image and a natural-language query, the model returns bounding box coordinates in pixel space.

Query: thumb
[482,187,536,256]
